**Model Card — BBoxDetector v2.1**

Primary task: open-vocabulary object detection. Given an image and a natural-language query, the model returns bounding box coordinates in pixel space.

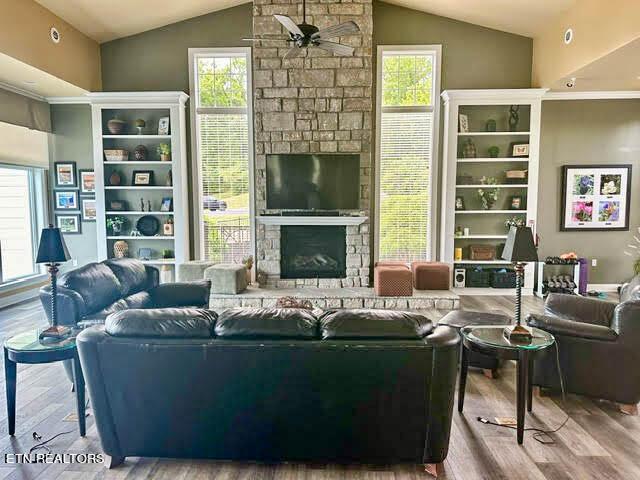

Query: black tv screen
[266,154,360,210]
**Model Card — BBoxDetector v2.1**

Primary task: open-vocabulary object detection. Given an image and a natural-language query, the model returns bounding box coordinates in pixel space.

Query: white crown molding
[543,91,640,100]
[441,88,548,104]
[85,91,189,106]
[0,81,46,102]
[46,95,91,104]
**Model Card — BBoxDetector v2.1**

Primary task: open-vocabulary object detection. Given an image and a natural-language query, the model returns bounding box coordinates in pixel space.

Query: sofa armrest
[38,285,86,327]
[545,293,616,326]
[423,326,459,463]
[612,300,640,340]
[148,280,211,308]
[144,265,159,289]
[527,313,618,342]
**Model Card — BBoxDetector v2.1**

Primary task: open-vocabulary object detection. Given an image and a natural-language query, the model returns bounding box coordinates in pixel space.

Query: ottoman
[178,260,217,282]
[411,261,450,290]
[205,264,248,294]
[438,310,512,378]
[374,265,413,297]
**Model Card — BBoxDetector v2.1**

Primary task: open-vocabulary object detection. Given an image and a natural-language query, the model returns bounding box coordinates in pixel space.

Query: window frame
[374,45,442,262]
[0,163,47,287]
[188,47,255,262]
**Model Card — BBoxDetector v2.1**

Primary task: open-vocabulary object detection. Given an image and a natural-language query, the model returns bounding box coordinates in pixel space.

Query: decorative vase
[485,119,497,132]
[113,240,129,258]
[160,153,170,162]
[160,265,173,283]
[134,145,148,161]
[107,118,126,135]
[462,139,477,158]
[109,171,121,186]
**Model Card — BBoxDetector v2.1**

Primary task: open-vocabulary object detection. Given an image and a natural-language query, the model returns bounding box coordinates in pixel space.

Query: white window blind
[192,50,253,263]
[377,49,439,262]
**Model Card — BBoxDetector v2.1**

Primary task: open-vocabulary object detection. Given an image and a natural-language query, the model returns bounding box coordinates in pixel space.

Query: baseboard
[0,288,39,310]
[586,283,620,292]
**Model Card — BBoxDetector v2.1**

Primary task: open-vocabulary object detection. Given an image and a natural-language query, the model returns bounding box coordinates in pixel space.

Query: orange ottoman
[374,265,413,296]
[411,262,450,290]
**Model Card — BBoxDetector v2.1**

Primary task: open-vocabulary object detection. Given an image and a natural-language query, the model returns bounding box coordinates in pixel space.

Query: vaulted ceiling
[35,0,575,43]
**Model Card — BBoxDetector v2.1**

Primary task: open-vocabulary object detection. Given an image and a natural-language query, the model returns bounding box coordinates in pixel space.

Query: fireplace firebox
[280,226,346,279]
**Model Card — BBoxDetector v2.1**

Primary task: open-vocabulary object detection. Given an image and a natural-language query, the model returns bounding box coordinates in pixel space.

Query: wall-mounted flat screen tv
[266,154,360,210]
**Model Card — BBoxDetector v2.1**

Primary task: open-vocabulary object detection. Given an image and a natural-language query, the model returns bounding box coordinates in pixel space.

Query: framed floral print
[560,165,632,231]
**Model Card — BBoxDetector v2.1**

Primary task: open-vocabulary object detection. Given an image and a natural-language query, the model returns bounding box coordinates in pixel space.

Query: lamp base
[503,324,533,344]
[39,325,71,340]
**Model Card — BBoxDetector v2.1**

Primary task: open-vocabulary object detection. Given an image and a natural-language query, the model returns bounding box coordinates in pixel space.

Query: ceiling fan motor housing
[294,23,320,47]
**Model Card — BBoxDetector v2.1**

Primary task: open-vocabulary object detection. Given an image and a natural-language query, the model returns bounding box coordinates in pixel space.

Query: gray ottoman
[205,264,248,294]
[439,310,512,378]
[178,260,217,282]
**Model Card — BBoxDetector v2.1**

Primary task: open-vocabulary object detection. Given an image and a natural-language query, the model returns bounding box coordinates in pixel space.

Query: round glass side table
[4,329,85,437]
[458,325,555,445]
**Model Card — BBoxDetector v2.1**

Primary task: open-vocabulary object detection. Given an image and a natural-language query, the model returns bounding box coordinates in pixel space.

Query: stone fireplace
[281,226,346,278]
[252,0,373,288]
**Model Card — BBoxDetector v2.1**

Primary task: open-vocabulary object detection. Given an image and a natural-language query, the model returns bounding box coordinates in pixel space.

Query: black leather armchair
[527,276,640,413]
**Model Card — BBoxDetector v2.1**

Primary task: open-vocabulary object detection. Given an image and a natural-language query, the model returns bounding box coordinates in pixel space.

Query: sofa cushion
[124,291,153,309]
[106,308,217,338]
[60,263,122,313]
[320,309,432,340]
[215,308,318,339]
[149,280,211,308]
[104,258,149,296]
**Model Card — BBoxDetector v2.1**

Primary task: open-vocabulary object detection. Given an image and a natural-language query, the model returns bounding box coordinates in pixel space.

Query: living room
[1,0,639,478]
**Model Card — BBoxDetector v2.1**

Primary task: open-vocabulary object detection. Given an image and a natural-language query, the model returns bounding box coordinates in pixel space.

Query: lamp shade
[36,225,71,264]
[501,226,538,262]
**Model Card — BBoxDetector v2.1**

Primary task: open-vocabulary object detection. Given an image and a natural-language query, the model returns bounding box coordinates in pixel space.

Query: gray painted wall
[538,100,640,284]
[49,104,97,273]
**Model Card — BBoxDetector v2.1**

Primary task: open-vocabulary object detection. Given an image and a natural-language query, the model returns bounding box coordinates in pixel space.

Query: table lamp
[36,225,72,339]
[501,226,538,342]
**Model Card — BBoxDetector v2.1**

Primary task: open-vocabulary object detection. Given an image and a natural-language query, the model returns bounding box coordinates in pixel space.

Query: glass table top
[461,325,555,351]
[4,329,77,353]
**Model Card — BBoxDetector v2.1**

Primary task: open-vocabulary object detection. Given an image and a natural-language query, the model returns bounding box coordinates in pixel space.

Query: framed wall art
[81,198,97,221]
[79,170,95,195]
[56,214,82,234]
[54,190,79,210]
[560,164,632,231]
[54,162,77,188]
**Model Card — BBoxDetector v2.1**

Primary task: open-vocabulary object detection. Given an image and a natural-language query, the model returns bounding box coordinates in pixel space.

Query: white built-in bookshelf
[89,92,190,282]
[440,89,546,293]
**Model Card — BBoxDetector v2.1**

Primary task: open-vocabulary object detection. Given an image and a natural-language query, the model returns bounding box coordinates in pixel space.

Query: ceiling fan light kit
[245,0,361,57]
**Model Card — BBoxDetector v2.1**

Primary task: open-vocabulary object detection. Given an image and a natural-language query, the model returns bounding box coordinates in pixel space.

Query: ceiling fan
[243,0,361,58]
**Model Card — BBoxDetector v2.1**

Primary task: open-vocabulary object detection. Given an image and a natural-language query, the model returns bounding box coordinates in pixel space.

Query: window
[0,165,45,284]
[376,46,441,262]
[190,48,254,263]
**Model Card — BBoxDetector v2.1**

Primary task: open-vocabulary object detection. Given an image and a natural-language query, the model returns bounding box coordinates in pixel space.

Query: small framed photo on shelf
[509,142,529,157]
[81,198,97,221]
[509,195,524,210]
[132,170,154,186]
[108,199,128,211]
[458,114,469,133]
[455,196,465,210]
[560,164,632,231]
[79,170,95,195]
[158,117,170,135]
[54,162,77,188]
[160,197,173,212]
[56,213,82,234]
[54,190,79,210]
[138,248,154,261]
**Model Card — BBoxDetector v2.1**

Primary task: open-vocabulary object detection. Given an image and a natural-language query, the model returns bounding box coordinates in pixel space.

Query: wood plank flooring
[0,295,637,479]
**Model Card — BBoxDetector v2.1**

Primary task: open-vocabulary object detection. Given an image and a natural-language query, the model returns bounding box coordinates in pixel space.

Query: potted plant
[505,216,525,230]
[106,216,126,236]
[157,143,171,162]
[477,176,499,210]
[624,227,640,275]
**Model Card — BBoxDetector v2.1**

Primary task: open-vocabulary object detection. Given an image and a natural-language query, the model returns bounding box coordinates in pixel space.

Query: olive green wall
[48,104,97,272]
[538,100,640,285]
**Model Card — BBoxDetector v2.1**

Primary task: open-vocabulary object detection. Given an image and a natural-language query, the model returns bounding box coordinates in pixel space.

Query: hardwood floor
[0,295,637,479]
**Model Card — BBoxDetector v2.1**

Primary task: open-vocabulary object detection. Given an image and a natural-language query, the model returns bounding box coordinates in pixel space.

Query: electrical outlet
[72,259,78,267]
[591,258,598,267]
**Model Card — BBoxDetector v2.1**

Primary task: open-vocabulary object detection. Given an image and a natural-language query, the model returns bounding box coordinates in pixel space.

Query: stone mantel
[256,216,368,226]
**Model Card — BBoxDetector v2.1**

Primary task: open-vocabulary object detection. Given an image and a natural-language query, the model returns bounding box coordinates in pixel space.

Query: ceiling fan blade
[314,40,355,56]
[311,21,360,40]
[274,15,304,36]
[283,47,303,59]
[242,37,289,42]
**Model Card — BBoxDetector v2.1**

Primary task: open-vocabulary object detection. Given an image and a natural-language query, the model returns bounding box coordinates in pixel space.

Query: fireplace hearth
[281,226,346,279]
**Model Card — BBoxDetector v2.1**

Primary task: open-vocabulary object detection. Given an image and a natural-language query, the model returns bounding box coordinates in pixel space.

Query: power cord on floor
[476,342,570,444]
[28,398,90,454]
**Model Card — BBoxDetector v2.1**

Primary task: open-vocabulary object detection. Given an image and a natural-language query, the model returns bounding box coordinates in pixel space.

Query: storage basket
[469,244,496,261]
[466,267,492,287]
[491,269,517,288]
[104,149,129,162]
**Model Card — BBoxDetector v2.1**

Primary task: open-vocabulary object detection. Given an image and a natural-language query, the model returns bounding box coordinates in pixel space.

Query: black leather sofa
[77,307,460,471]
[527,275,640,413]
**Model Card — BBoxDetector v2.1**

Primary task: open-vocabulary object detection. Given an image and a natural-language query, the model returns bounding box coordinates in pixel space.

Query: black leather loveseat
[77,307,460,471]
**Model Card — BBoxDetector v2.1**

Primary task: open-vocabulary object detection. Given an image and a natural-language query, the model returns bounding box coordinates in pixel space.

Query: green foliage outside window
[382,55,433,107]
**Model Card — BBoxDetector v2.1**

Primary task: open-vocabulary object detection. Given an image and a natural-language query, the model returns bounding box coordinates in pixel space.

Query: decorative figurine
[147,200,152,212]
[509,105,520,132]
[166,170,172,186]
[140,198,145,211]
